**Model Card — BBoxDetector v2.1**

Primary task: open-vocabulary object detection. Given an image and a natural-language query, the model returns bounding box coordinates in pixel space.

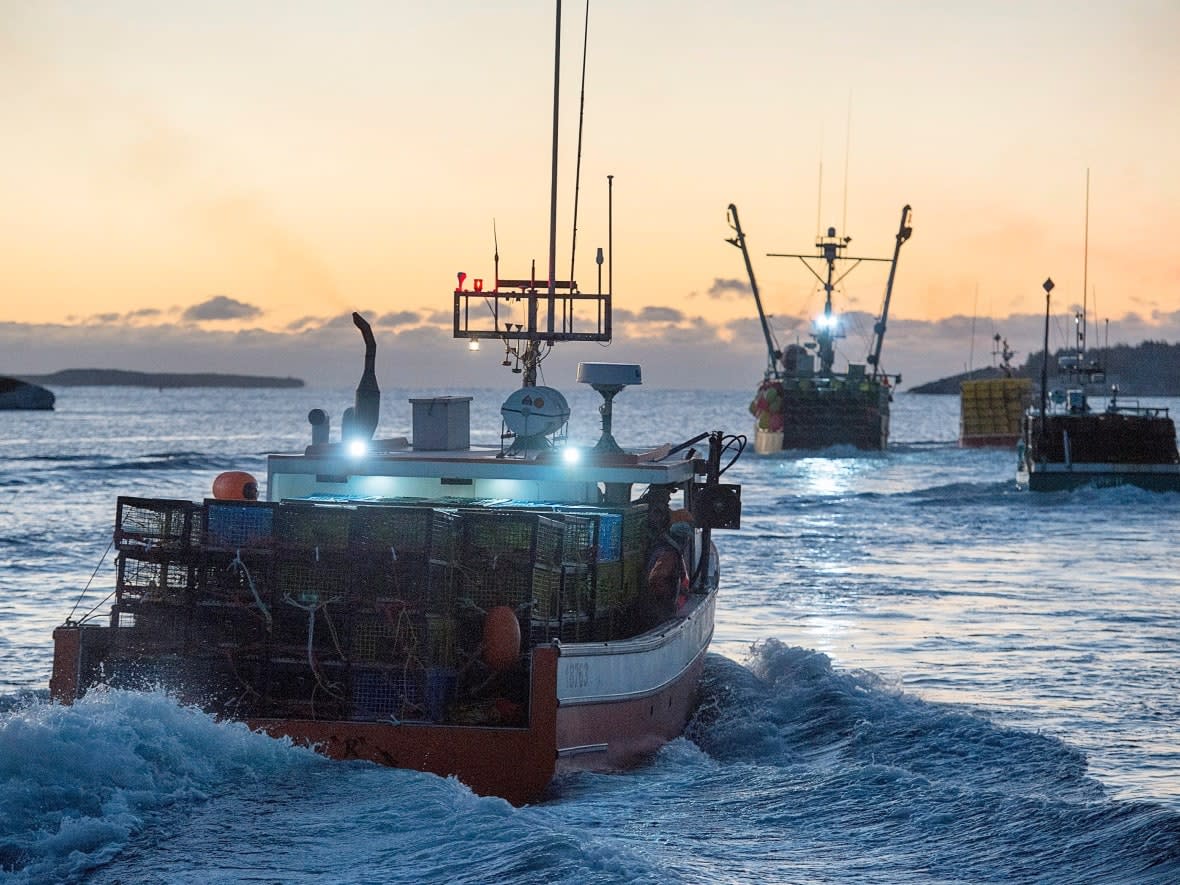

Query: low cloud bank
[3,308,1178,391]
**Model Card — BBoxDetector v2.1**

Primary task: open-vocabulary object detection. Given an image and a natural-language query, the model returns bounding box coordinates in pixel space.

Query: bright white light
[562,446,581,465]
[815,313,839,331]
[347,439,369,458]
[468,337,481,352]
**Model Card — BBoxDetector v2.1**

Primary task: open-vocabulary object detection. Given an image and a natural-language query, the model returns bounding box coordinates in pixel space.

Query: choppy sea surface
[1,385,1178,884]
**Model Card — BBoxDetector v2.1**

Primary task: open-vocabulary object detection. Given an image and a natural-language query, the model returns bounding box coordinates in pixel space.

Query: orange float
[212,470,259,501]
[482,605,521,671]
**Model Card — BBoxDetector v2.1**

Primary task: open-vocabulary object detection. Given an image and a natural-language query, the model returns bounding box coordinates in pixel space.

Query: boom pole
[726,204,780,377]
[867,204,913,379]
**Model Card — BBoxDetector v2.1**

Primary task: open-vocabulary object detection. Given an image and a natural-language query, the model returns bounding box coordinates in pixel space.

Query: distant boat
[727,203,912,452]
[1017,278,1180,492]
[0,376,55,410]
[959,335,1031,447]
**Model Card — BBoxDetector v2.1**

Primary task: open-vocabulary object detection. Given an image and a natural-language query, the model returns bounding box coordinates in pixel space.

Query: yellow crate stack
[959,378,1032,444]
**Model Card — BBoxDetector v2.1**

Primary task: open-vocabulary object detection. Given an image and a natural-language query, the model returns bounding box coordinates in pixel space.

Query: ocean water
[2,385,1179,884]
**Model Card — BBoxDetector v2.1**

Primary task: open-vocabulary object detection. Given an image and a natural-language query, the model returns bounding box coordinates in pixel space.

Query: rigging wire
[66,537,115,624]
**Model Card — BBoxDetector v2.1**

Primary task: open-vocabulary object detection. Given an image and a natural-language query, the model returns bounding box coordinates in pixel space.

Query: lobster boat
[726,203,912,453]
[50,319,743,803]
[49,2,745,805]
[1017,278,1180,492]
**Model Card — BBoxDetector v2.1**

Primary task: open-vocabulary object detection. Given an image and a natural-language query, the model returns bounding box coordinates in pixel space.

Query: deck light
[562,446,582,465]
[347,438,368,458]
[816,313,838,330]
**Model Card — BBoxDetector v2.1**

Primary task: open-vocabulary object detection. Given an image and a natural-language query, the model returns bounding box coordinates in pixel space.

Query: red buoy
[482,605,521,671]
[212,471,259,501]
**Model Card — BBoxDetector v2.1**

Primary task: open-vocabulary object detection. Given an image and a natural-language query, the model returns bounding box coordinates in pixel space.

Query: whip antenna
[568,1,591,292]
[842,92,852,237]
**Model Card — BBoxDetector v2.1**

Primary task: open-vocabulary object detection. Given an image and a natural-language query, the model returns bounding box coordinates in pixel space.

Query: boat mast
[866,204,913,380]
[1081,168,1089,364]
[1040,277,1054,422]
[768,217,901,377]
[725,204,780,378]
[526,0,565,387]
[452,1,611,375]
[817,232,840,374]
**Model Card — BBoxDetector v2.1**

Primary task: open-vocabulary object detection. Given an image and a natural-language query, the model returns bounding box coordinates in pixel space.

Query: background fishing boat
[727,203,912,453]
[1018,278,1180,492]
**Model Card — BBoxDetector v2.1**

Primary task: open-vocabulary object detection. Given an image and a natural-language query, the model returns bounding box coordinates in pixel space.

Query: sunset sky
[3,1,1178,389]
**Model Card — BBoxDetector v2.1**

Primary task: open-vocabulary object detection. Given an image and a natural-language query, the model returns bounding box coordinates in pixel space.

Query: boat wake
[682,643,1180,882]
[2,646,1178,884]
[0,689,325,884]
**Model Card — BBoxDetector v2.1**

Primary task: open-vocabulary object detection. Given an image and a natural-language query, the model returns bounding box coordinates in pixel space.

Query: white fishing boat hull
[555,588,715,770]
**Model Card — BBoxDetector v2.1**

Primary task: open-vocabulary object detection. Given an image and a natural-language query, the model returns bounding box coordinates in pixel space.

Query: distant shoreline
[15,369,305,389]
[908,340,1180,396]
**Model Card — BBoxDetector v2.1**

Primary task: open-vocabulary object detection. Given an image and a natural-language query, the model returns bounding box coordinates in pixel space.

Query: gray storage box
[410,396,472,450]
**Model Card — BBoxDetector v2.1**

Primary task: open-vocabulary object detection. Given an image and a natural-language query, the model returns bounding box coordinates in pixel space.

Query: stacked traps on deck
[104,495,655,725]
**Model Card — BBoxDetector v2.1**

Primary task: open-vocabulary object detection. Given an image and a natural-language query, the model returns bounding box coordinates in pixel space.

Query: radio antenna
[842,91,852,236]
[568,0,591,292]
[1082,168,1090,357]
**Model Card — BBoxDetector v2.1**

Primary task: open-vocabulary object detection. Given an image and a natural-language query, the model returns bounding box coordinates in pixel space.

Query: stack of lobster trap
[105,495,651,725]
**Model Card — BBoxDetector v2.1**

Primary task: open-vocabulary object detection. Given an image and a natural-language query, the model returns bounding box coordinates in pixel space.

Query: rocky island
[0,376,56,409]
[909,340,1180,396]
[16,369,304,389]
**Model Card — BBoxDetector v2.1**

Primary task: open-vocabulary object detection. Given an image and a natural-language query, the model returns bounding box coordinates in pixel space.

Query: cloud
[613,306,687,324]
[183,296,262,322]
[3,307,1179,391]
[706,277,752,298]
[375,311,423,327]
[286,315,323,332]
[636,306,684,323]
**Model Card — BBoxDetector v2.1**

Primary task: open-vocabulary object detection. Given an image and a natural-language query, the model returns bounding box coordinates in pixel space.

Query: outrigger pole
[726,204,780,378]
[866,204,914,380]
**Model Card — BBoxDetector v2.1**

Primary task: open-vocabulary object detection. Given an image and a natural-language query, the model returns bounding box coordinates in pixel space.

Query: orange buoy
[482,605,521,671]
[212,471,259,501]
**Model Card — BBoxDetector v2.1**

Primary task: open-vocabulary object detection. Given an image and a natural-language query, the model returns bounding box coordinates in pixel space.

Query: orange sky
[2,2,1178,387]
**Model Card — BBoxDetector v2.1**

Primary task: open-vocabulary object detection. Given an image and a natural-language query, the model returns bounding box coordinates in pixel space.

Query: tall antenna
[1082,168,1090,357]
[493,219,500,290]
[968,283,979,374]
[544,0,562,345]
[568,0,591,293]
[841,92,852,236]
[815,161,823,238]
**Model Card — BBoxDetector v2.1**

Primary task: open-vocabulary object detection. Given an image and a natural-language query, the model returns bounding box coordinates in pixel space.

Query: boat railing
[1105,399,1169,418]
